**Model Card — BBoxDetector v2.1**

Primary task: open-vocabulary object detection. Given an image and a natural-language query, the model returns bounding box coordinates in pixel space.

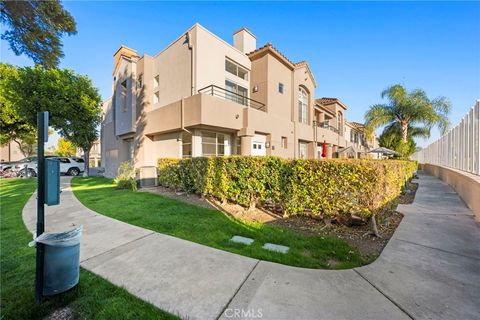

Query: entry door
[252,134,266,156]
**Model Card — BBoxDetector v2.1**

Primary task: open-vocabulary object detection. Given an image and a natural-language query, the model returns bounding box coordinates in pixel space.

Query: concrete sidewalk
[22,173,480,320]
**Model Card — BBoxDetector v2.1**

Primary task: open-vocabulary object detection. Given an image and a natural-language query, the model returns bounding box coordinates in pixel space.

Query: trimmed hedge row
[158,157,417,219]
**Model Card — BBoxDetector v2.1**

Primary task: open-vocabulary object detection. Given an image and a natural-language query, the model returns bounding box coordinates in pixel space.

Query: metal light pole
[35,111,48,303]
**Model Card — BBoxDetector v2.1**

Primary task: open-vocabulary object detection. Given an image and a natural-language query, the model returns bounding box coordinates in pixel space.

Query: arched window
[337,111,344,135]
[298,87,308,124]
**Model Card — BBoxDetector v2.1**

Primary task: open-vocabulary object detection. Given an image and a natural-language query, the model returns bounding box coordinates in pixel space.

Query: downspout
[291,70,296,159]
[186,31,195,96]
[180,98,192,157]
[180,98,191,134]
[183,32,194,157]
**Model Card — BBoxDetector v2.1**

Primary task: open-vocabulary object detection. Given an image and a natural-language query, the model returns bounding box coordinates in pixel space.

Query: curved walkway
[22,173,480,320]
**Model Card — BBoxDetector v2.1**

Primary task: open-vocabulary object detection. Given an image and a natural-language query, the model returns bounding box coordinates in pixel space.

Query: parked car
[56,157,85,176]
[0,156,37,172]
[14,156,85,177]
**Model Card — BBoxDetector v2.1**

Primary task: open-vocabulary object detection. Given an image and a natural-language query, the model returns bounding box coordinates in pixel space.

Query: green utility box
[45,158,60,206]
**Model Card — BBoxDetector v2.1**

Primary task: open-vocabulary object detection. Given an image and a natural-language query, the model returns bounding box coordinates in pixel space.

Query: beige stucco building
[101,23,377,178]
[0,141,24,162]
[76,140,101,167]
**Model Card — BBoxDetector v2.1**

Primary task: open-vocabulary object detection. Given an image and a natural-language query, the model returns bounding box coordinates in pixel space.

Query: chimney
[233,28,256,54]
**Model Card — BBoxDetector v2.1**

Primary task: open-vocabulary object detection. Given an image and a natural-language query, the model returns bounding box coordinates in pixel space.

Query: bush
[157,157,417,220]
[114,161,137,191]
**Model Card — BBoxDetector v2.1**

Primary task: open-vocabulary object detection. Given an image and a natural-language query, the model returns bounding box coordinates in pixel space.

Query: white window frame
[225,58,248,80]
[298,87,308,124]
[201,131,231,157]
[225,80,248,106]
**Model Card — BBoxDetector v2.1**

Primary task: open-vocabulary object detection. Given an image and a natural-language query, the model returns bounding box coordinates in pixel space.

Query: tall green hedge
[158,157,417,219]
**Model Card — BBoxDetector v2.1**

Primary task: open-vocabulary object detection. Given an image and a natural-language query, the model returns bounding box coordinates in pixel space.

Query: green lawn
[72,177,364,269]
[0,178,178,320]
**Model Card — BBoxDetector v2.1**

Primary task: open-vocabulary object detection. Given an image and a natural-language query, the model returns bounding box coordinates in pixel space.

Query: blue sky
[2,1,479,148]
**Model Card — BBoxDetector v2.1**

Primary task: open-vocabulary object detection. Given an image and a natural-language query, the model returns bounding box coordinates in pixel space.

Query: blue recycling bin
[33,227,82,295]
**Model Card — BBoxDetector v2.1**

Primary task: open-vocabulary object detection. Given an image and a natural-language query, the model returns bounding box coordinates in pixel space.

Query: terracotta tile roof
[247,42,295,69]
[349,121,365,128]
[248,43,317,86]
[316,97,339,105]
[316,97,348,111]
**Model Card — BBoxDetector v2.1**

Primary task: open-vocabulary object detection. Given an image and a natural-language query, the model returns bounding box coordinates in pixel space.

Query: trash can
[31,226,82,295]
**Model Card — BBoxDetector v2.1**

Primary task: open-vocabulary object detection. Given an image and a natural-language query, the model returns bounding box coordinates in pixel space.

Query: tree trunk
[400,122,408,142]
[370,215,381,238]
[83,148,90,177]
[13,139,33,157]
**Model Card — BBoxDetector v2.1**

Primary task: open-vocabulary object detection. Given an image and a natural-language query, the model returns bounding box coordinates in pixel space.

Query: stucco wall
[0,141,24,162]
[102,121,124,178]
[422,164,480,221]
[148,36,192,110]
[194,25,251,94]
[114,59,136,136]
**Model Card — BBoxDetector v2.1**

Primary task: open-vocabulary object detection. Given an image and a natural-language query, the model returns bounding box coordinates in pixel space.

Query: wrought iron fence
[412,100,480,176]
[315,120,339,133]
[198,85,266,112]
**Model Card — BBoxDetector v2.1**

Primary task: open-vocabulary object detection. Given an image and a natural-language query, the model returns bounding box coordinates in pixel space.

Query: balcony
[198,85,266,112]
[315,120,339,134]
[143,93,248,136]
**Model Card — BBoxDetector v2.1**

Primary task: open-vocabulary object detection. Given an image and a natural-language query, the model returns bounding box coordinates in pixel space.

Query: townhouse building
[76,140,101,167]
[101,23,376,178]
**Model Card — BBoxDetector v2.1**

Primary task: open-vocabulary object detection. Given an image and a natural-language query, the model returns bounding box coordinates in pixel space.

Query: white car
[15,156,85,177]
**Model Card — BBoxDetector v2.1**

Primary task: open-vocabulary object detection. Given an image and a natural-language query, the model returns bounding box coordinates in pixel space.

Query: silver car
[15,156,85,177]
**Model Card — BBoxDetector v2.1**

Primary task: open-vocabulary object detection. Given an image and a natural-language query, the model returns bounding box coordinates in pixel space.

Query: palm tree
[379,123,430,156]
[365,84,451,154]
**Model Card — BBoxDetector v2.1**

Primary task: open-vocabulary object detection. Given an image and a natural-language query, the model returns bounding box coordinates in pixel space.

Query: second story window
[337,112,344,135]
[279,83,284,94]
[121,80,127,112]
[225,59,248,80]
[225,80,248,106]
[298,87,308,124]
[153,75,159,88]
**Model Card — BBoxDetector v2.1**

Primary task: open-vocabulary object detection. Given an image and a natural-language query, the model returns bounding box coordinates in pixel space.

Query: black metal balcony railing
[198,85,266,112]
[315,121,339,133]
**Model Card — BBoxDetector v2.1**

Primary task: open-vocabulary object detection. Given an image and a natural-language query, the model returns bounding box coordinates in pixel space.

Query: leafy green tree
[1,63,102,175]
[55,138,76,157]
[0,0,77,68]
[365,84,451,156]
[0,64,35,156]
